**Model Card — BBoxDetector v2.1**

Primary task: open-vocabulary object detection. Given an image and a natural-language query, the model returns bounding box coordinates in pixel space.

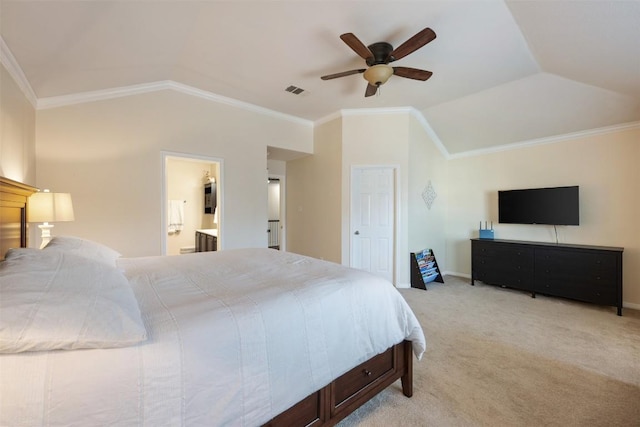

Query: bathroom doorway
[162,152,223,255]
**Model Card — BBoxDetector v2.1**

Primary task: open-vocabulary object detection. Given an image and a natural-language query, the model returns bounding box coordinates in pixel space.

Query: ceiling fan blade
[340,33,373,60]
[365,84,378,97]
[321,69,366,80]
[393,66,433,81]
[387,27,436,62]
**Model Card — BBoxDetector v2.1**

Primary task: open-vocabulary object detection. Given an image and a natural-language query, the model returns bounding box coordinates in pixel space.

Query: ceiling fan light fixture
[363,64,393,86]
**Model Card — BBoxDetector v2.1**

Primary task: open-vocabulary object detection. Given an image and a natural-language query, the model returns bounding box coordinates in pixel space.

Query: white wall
[35,89,312,256]
[267,181,280,221]
[267,159,286,176]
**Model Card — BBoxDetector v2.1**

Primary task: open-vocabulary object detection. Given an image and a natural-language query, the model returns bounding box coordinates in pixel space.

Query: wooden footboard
[264,340,413,427]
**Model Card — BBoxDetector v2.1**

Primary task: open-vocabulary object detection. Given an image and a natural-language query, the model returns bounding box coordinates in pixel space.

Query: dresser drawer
[473,241,533,261]
[333,347,394,406]
[536,249,616,276]
[472,241,534,290]
[535,278,617,305]
[474,260,533,289]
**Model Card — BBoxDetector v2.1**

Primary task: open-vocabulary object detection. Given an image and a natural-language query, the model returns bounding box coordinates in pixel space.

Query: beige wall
[35,89,312,256]
[288,111,450,288]
[341,113,411,286]
[5,58,638,307]
[286,117,342,263]
[0,64,35,185]
[445,127,640,308]
[407,114,449,276]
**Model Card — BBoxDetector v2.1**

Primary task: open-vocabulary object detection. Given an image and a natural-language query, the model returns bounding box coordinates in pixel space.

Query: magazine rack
[410,249,444,290]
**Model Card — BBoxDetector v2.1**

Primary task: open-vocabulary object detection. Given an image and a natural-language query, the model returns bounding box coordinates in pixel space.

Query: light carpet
[338,275,640,427]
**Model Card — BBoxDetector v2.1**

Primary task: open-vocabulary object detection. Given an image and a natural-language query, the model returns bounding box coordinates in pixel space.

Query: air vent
[285,85,305,95]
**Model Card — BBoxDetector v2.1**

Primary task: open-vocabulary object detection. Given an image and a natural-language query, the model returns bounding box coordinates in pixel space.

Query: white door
[350,167,395,282]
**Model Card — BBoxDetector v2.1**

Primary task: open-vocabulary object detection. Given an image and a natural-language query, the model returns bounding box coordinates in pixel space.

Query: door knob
[354,230,360,235]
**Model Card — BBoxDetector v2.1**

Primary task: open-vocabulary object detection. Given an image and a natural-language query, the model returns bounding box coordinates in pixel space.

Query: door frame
[161,151,224,255]
[349,165,400,285]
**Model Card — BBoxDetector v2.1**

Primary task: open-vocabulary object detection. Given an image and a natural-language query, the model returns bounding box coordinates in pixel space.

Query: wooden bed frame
[0,175,414,426]
[264,340,413,426]
[0,176,37,259]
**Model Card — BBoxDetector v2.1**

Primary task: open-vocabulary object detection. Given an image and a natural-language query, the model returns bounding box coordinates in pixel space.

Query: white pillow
[44,236,121,267]
[0,248,147,353]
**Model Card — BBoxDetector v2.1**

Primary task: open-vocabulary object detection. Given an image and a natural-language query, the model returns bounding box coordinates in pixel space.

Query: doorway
[162,152,223,255]
[267,175,285,250]
[350,166,396,283]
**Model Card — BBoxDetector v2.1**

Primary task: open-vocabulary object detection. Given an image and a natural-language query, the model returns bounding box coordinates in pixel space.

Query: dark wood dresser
[471,238,624,315]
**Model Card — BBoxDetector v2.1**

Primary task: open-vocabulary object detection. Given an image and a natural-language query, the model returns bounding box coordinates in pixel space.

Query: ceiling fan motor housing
[366,42,394,66]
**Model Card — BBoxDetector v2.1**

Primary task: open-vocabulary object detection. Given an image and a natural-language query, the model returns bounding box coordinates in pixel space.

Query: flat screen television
[498,186,579,225]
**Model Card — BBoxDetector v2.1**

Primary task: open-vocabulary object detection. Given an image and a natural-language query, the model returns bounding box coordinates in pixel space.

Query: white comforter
[0,248,425,426]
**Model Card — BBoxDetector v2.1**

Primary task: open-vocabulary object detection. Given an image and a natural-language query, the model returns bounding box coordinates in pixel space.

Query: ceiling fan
[321,27,436,97]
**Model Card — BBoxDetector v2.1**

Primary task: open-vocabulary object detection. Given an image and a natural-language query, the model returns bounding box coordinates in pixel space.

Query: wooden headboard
[0,176,37,260]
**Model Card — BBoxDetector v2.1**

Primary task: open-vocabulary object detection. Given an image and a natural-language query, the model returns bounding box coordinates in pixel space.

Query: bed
[0,176,426,426]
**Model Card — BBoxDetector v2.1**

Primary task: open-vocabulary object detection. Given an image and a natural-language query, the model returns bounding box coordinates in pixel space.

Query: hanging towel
[168,200,184,234]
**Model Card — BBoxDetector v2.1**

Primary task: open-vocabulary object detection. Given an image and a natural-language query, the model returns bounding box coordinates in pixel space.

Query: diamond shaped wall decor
[422,180,437,210]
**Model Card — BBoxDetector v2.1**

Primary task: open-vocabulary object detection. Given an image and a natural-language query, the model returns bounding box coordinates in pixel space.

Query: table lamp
[28,189,74,248]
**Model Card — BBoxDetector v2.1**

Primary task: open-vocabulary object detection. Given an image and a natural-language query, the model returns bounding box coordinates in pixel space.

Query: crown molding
[36,80,313,127]
[448,121,640,160]
[0,36,37,107]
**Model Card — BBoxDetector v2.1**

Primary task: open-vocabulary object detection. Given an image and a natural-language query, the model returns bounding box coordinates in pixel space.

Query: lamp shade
[28,191,75,223]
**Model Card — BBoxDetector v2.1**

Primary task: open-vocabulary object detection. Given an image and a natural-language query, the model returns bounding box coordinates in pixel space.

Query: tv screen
[498,186,579,225]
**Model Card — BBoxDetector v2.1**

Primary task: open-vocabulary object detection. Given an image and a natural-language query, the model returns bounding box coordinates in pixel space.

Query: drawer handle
[363,369,372,377]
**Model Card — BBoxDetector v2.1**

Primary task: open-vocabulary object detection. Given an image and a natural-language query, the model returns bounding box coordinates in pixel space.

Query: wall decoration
[422,180,437,210]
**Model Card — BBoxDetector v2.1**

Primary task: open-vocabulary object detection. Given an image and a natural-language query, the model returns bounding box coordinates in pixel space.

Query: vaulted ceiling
[1,1,639,156]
